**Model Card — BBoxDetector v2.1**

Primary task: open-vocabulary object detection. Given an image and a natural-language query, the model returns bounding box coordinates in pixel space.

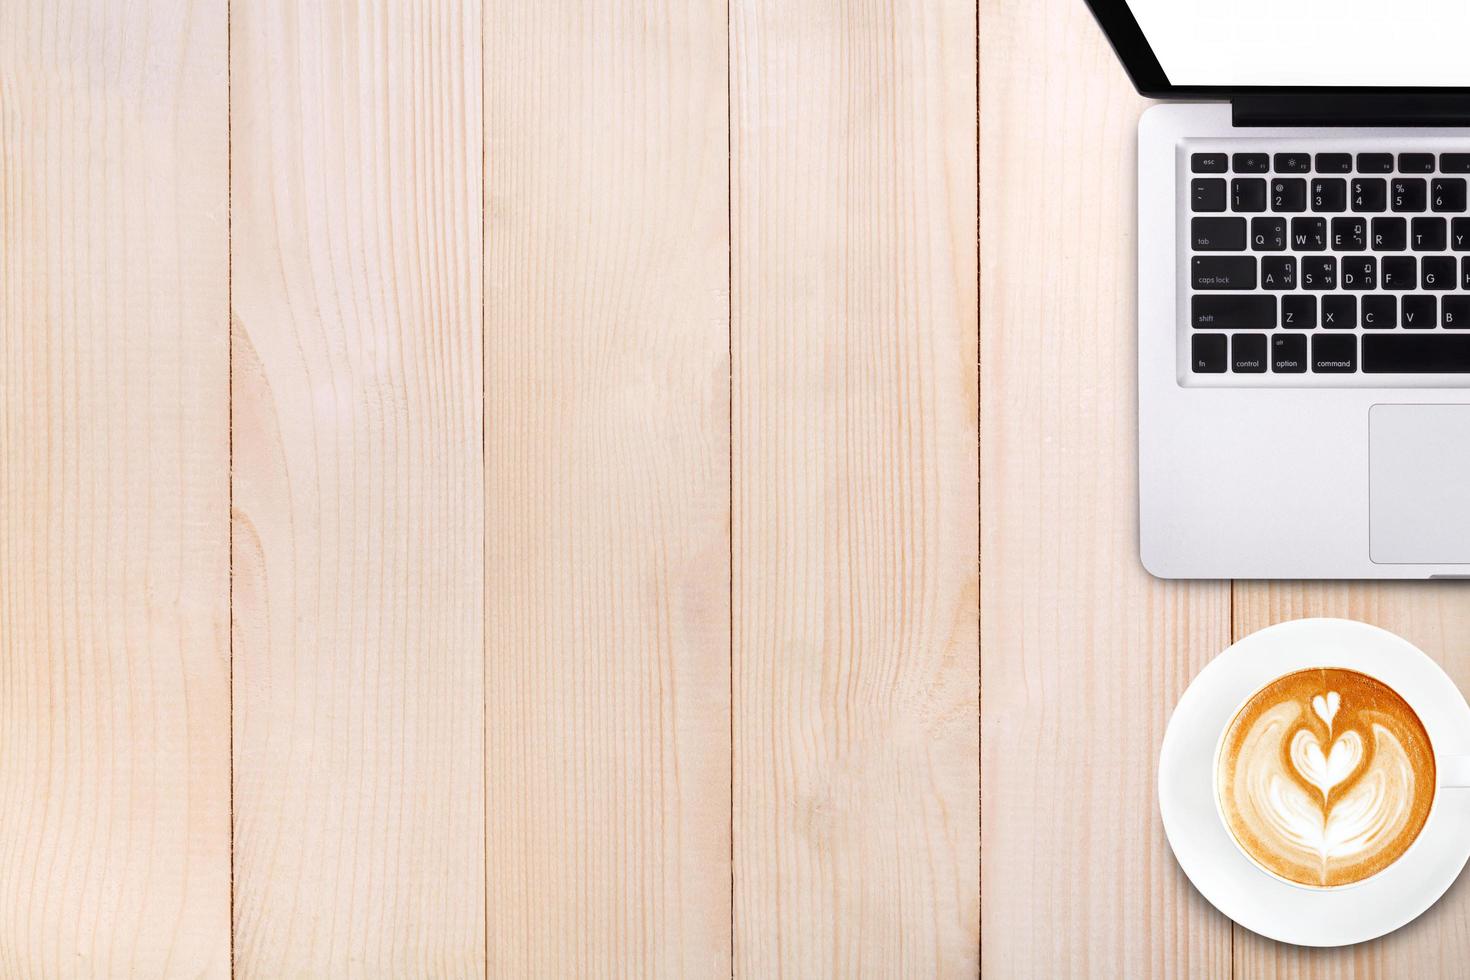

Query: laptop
[1086,0,1470,579]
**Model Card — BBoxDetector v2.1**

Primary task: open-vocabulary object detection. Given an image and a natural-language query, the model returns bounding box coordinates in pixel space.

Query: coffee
[1216,667,1436,888]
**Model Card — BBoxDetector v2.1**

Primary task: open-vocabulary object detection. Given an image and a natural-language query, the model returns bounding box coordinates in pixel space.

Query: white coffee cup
[1160,618,1470,946]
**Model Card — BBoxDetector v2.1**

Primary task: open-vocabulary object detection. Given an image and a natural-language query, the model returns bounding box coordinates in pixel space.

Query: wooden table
[5,0,1458,977]
[2,0,976,975]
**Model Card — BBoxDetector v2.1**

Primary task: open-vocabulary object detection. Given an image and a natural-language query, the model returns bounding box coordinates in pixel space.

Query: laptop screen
[1124,0,1470,88]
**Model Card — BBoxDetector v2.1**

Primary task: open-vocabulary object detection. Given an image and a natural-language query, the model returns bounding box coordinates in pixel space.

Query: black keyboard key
[1357,153,1394,173]
[1261,256,1296,290]
[1312,178,1347,212]
[1192,334,1227,373]
[1442,153,1470,173]
[1413,216,1447,251]
[1463,257,1470,290]
[1399,153,1436,173]
[1272,334,1308,372]
[1291,217,1327,251]
[1232,333,1268,373]
[1363,334,1470,372]
[1312,334,1357,372]
[1362,295,1397,329]
[1271,178,1307,213]
[1352,178,1387,212]
[1392,178,1428,212]
[1445,296,1470,328]
[1330,216,1366,251]
[1251,216,1287,251]
[1233,153,1269,174]
[1403,295,1437,328]
[1192,178,1227,212]
[1455,218,1470,251]
[1322,295,1356,329]
[1192,295,1275,329]
[1315,153,1352,173]
[1191,216,1247,251]
[1433,178,1467,212]
[1282,295,1316,328]
[1302,256,1337,290]
[1193,256,1256,290]
[1273,153,1311,174]
[1192,152,1228,173]
[1233,178,1268,212]
[1342,257,1376,290]
[1372,217,1407,251]
[1424,255,1456,289]
[1382,256,1417,289]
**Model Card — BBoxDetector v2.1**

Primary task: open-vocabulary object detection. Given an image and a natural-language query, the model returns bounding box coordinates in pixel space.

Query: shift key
[1193,256,1256,290]
[1192,295,1274,329]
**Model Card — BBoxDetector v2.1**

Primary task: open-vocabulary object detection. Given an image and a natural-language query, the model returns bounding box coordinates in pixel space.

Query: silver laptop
[1088,0,1470,579]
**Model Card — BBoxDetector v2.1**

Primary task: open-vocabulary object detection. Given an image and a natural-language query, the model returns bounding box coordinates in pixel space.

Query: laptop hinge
[1233,93,1470,128]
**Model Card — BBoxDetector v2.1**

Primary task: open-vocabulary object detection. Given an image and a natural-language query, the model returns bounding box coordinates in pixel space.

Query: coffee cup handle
[1441,756,1470,788]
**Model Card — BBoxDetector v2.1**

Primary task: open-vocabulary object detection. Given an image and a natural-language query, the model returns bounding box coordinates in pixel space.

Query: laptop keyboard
[1184,146,1470,384]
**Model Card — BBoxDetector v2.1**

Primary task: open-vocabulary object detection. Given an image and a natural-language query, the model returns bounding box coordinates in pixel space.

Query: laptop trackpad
[1371,404,1470,564]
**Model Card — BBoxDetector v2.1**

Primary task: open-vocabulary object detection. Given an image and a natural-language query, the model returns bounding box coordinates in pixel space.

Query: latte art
[1216,668,1435,888]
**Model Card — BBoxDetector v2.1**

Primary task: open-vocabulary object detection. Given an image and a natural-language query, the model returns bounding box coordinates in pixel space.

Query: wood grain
[1231,584,1470,978]
[0,1,231,975]
[230,1,486,974]
[977,1,1235,976]
[729,0,979,974]
[483,1,732,975]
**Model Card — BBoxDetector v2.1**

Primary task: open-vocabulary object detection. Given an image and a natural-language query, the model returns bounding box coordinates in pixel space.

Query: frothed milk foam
[1216,668,1435,888]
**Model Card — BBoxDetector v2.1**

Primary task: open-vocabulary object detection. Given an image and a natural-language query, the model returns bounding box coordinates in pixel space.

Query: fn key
[1192,334,1227,373]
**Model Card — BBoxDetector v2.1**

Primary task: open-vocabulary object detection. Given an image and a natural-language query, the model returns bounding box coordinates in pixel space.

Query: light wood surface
[230,1,486,974]
[31,0,1470,976]
[730,0,979,975]
[978,0,1236,976]
[483,0,733,975]
[0,1,232,976]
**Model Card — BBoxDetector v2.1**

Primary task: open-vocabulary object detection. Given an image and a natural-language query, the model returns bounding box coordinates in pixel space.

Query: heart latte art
[1216,668,1435,888]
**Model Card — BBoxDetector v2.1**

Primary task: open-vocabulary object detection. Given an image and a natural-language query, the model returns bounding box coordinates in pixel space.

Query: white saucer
[1159,618,1470,947]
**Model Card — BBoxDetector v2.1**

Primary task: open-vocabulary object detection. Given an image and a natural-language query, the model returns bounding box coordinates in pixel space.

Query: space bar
[1363,334,1470,373]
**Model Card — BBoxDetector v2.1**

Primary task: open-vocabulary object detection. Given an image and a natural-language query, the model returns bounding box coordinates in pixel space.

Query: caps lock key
[1192,256,1257,290]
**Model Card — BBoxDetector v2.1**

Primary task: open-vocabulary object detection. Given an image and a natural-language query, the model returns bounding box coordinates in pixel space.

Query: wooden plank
[0,1,230,975]
[1231,584,1470,977]
[729,0,979,973]
[483,1,732,975]
[229,1,485,973]
[977,1,1235,975]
